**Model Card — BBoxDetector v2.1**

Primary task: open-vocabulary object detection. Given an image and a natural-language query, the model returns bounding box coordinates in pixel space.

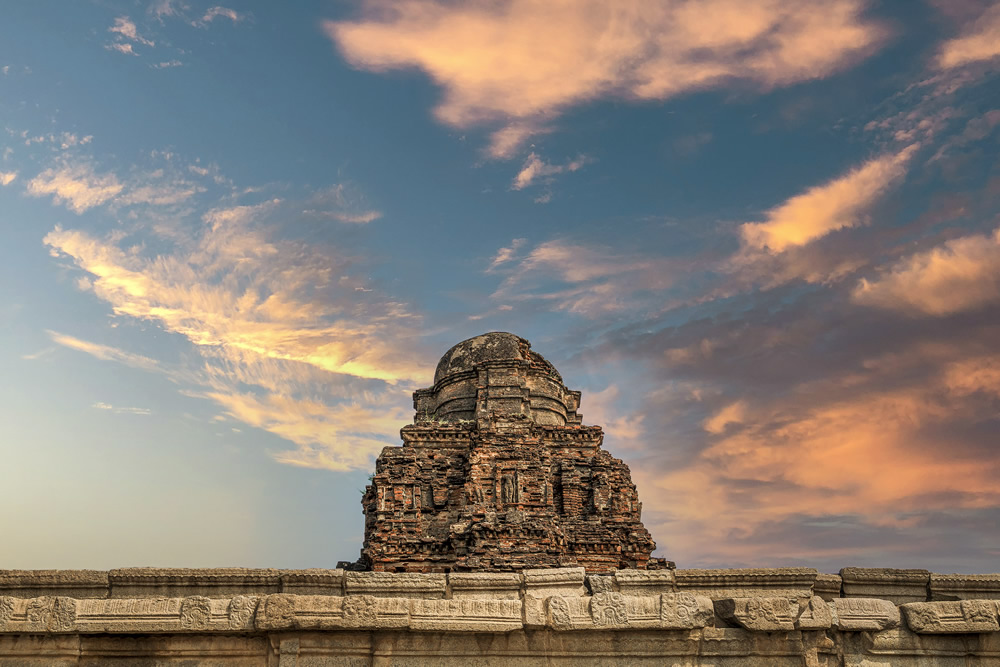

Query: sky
[1,0,998,573]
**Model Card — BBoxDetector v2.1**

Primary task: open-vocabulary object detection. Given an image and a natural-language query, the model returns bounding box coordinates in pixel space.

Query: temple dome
[415,332,578,426]
[433,332,562,385]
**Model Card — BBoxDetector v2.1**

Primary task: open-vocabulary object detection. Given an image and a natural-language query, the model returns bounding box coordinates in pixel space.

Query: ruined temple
[356,332,665,573]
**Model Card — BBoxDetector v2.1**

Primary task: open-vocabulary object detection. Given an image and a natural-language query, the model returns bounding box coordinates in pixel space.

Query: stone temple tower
[358,332,663,573]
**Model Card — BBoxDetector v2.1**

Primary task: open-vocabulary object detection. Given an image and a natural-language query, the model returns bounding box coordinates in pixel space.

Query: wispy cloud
[740,145,918,252]
[199,7,243,24]
[27,162,124,213]
[302,184,381,224]
[936,3,1000,69]
[511,153,589,191]
[109,16,155,47]
[92,401,152,415]
[487,238,525,271]
[47,331,160,372]
[326,0,885,156]
[0,171,16,186]
[853,227,1000,316]
[105,42,137,56]
[490,239,681,316]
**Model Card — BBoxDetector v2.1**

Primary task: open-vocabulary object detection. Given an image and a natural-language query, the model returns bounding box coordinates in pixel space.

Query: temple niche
[357,332,666,573]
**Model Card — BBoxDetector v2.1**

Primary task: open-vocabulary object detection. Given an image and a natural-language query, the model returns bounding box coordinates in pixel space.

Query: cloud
[47,331,160,372]
[702,400,747,434]
[326,0,885,155]
[153,60,184,69]
[92,401,152,415]
[740,145,918,252]
[205,389,409,472]
[44,220,423,384]
[937,3,1000,69]
[0,171,16,186]
[487,238,525,271]
[109,16,155,47]
[106,42,137,56]
[200,7,243,24]
[511,153,589,190]
[44,192,430,471]
[490,239,681,316]
[27,163,124,213]
[302,184,382,224]
[853,227,1000,316]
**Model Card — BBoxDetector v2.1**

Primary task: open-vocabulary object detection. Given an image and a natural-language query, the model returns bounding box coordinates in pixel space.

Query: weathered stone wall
[2,567,999,665]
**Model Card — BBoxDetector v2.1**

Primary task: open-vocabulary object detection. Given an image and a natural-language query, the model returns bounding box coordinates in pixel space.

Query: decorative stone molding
[840,567,929,605]
[0,570,109,599]
[613,569,675,596]
[344,572,446,599]
[447,572,522,599]
[279,569,345,596]
[929,573,1000,601]
[814,573,842,601]
[675,567,817,599]
[108,568,282,598]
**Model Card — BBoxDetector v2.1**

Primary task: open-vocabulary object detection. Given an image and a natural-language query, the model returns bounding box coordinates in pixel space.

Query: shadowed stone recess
[356,332,663,573]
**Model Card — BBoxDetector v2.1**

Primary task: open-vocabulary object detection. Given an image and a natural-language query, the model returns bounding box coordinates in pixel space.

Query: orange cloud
[639,346,1000,565]
[326,0,885,156]
[936,3,1000,69]
[27,163,124,213]
[853,227,1000,315]
[740,145,917,252]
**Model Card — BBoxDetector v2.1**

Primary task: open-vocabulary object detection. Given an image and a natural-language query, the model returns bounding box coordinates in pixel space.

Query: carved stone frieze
[902,600,1000,633]
[830,597,900,630]
[714,597,796,631]
[660,592,714,629]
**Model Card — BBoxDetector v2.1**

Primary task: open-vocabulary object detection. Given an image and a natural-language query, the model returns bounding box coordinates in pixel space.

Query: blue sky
[2,0,999,572]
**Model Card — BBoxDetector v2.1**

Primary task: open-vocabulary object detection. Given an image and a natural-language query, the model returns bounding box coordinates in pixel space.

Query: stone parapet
[840,567,930,605]
[1,583,999,665]
[675,567,817,599]
[107,568,282,599]
[0,571,108,599]
[929,573,1000,600]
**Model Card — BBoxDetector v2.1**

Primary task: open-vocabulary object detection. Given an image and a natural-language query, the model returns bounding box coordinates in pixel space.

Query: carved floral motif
[179,596,212,629]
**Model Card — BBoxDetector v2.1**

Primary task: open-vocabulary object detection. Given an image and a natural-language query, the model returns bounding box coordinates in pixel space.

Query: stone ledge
[840,567,930,605]
[675,567,817,599]
[108,568,282,599]
[0,571,108,599]
[930,573,1000,601]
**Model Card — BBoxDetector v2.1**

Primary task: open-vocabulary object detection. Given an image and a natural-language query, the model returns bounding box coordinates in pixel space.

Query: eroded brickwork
[358,332,663,573]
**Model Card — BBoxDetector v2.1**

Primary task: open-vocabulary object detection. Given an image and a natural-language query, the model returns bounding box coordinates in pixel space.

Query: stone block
[279,569,344,596]
[840,567,929,605]
[0,570,109,598]
[813,573,841,601]
[659,592,714,629]
[409,598,522,631]
[795,596,833,630]
[524,567,586,627]
[108,568,281,598]
[675,568,817,600]
[447,572,522,599]
[256,593,409,630]
[714,597,797,631]
[546,594,593,630]
[0,595,262,634]
[344,572,446,598]
[929,573,1000,601]
[902,600,1000,633]
[830,597,900,630]
[613,569,675,596]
